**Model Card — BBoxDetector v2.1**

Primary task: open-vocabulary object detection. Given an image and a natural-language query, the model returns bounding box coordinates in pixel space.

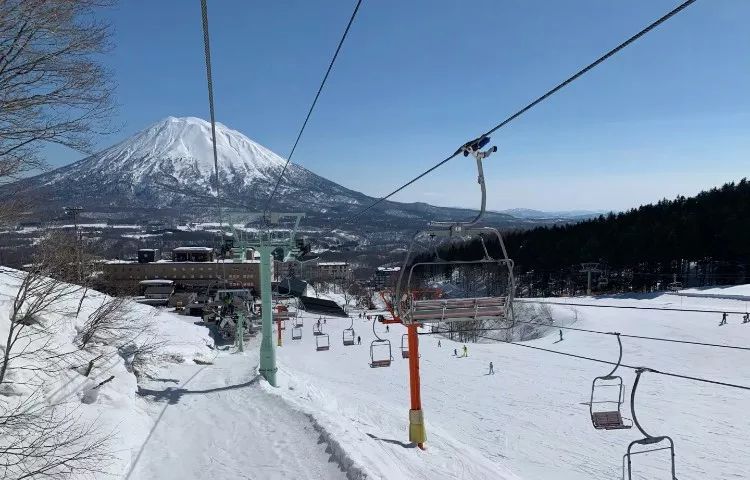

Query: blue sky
[48,0,749,212]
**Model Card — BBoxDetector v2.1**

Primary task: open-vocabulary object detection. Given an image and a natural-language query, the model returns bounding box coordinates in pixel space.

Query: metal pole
[277,312,282,347]
[259,243,277,386]
[587,270,592,296]
[236,311,244,352]
[407,323,426,449]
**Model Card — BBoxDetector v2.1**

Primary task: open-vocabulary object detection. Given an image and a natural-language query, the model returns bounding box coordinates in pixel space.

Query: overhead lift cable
[417,320,750,352]
[264,0,363,218]
[200,0,227,281]
[334,0,699,230]
[420,329,750,392]
[516,299,749,316]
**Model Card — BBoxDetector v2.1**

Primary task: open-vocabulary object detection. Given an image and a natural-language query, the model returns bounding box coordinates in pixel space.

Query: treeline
[430,179,750,291]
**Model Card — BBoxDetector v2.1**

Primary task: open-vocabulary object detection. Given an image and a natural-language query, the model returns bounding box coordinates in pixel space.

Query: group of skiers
[719,312,750,326]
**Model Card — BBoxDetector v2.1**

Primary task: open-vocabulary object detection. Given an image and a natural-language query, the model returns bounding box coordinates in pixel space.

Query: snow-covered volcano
[11,116,516,230]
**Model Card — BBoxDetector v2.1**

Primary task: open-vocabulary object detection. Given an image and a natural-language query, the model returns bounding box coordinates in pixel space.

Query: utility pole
[580,262,601,296]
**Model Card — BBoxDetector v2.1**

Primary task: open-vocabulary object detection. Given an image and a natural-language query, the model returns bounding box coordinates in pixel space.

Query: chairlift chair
[316,333,330,351]
[313,323,323,336]
[342,317,355,346]
[622,368,678,479]
[291,326,302,340]
[590,333,632,430]
[394,136,515,327]
[369,319,392,367]
[400,333,409,359]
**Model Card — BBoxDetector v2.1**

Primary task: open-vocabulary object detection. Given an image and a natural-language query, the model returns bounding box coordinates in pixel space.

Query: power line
[264,0,363,218]
[421,328,750,392]
[333,0,699,231]
[200,0,227,283]
[516,299,749,315]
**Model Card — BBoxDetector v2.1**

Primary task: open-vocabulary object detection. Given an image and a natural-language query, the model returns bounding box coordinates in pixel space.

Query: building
[316,262,351,282]
[374,266,401,288]
[101,246,264,292]
[172,246,213,262]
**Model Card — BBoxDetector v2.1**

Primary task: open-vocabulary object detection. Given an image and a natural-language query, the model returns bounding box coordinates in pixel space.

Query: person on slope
[437,340,441,348]
[386,325,389,333]
[488,362,494,375]
[357,335,361,345]
[719,312,728,326]
[462,344,468,357]
[559,329,564,342]
[744,313,750,324]
[453,348,458,357]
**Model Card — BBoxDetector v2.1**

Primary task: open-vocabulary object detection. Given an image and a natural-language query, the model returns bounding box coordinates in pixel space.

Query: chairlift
[394,136,515,327]
[622,368,678,479]
[400,333,409,359]
[313,323,323,336]
[590,333,632,430]
[316,333,330,351]
[291,326,302,340]
[294,316,303,328]
[342,317,355,346]
[369,319,392,368]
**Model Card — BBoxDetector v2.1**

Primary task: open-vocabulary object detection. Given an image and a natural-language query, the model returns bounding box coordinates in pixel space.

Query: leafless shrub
[0,391,113,480]
[75,296,139,349]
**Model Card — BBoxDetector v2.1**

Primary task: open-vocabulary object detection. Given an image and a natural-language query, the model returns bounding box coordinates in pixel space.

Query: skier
[357,335,361,345]
[719,312,728,326]
[744,313,750,324]
[324,318,327,324]
[437,340,441,348]
[559,329,564,342]
[488,362,494,375]
[462,344,468,357]
[453,348,458,356]
[386,325,390,333]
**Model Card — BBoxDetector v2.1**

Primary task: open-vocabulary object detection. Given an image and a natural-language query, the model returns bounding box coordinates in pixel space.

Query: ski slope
[268,294,750,479]
[125,351,346,480]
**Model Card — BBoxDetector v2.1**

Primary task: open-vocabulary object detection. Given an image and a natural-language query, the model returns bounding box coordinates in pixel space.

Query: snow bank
[0,267,213,479]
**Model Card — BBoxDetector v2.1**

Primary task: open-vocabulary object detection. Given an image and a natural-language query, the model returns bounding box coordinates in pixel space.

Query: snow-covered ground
[270,293,750,479]
[4,267,749,479]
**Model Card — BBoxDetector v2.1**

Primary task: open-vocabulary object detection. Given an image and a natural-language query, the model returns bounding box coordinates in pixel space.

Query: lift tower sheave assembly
[243,212,304,387]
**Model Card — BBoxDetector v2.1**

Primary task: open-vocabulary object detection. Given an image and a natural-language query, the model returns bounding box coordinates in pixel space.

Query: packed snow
[3,267,749,479]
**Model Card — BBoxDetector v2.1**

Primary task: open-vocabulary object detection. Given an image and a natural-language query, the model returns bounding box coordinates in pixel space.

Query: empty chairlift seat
[342,328,355,346]
[313,323,323,336]
[316,334,330,351]
[401,334,409,359]
[370,339,392,368]
[410,296,508,323]
[291,326,302,340]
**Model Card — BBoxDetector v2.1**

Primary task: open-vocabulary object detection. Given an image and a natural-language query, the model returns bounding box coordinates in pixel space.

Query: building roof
[377,266,401,272]
[173,246,213,252]
[318,262,348,266]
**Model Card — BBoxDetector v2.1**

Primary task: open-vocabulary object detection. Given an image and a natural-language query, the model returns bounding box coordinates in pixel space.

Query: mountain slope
[13,116,516,230]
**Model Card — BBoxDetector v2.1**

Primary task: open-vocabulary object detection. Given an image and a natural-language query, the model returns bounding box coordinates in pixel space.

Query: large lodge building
[102,247,263,291]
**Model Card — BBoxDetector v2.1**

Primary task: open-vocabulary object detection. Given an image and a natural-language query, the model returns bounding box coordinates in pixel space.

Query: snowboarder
[462,345,468,357]
[357,336,361,345]
[559,329,564,342]
[743,313,750,324]
[437,340,441,348]
[488,362,494,375]
[719,312,728,326]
